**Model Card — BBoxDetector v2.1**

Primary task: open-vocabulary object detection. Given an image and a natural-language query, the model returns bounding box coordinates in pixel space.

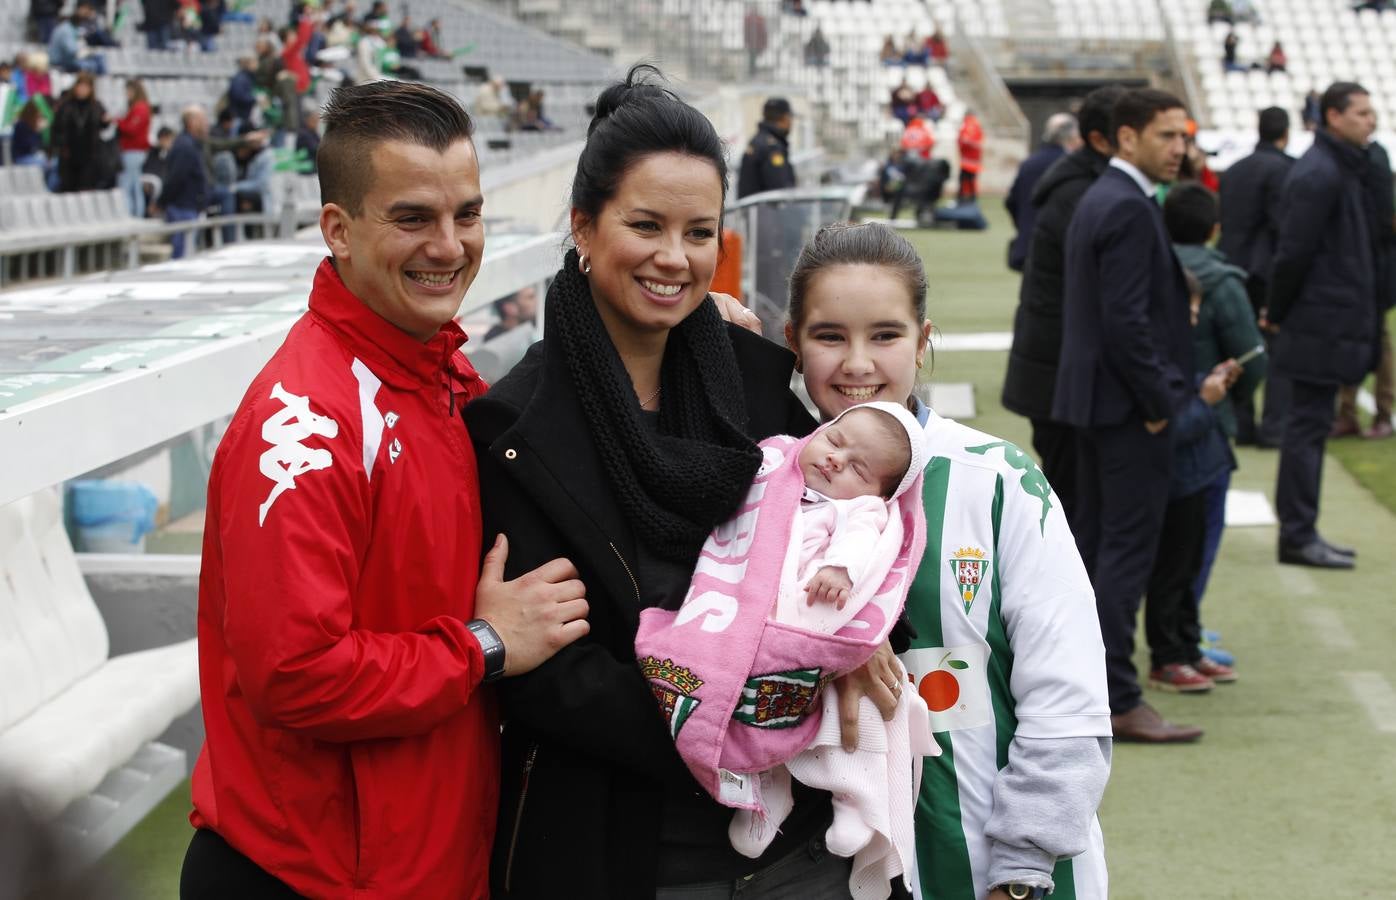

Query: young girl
[785,222,1112,900]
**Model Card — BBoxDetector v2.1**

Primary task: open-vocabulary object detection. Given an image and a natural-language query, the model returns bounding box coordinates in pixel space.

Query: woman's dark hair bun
[586,63,677,137]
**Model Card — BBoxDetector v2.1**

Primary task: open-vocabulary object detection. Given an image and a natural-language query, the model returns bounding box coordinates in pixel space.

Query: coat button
[504,448,518,460]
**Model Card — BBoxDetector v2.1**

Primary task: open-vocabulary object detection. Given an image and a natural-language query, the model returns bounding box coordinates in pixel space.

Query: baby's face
[798,409,908,500]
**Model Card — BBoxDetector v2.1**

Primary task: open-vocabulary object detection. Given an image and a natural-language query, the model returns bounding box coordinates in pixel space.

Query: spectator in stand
[355,19,387,83]
[142,125,176,210]
[903,30,929,65]
[1268,82,1378,569]
[1302,89,1321,130]
[956,110,984,203]
[1003,84,1125,524]
[1006,112,1081,272]
[155,104,211,259]
[253,35,280,91]
[743,7,767,76]
[1333,138,1396,440]
[1177,120,1219,192]
[737,96,797,198]
[49,7,107,74]
[880,35,901,65]
[1232,0,1260,21]
[1055,88,1200,743]
[210,107,241,142]
[228,56,258,129]
[7,53,30,104]
[50,72,108,192]
[915,82,943,122]
[1266,41,1287,73]
[473,77,511,129]
[143,0,175,49]
[1208,0,1234,24]
[483,285,538,342]
[198,0,224,51]
[927,27,949,63]
[420,17,447,58]
[1222,30,1241,71]
[395,14,418,58]
[117,78,153,217]
[1219,106,1293,446]
[77,1,119,47]
[279,10,315,128]
[29,0,61,44]
[890,79,916,124]
[360,0,386,25]
[804,24,829,67]
[11,100,48,167]
[23,50,53,99]
[1166,183,1267,658]
[296,106,321,173]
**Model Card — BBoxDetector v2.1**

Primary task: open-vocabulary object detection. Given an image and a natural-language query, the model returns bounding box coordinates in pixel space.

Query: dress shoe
[1148,663,1214,693]
[1278,540,1356,569]
[1330,417,1361,439]
[1317,536,1356,558]
[1192,656,1238,683]
[1111,702,1204,743]
[1363,419,1393,440]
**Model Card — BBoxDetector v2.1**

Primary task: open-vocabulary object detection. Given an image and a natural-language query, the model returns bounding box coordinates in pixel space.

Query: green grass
[1326,309,1396,518]
[108,201,1396,898]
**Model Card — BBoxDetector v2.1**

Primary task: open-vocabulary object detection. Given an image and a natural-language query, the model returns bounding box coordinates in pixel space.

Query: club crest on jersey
[640,656,703,739]
[948,546,989,614]
[733,668,825,729]
[257,382,339,526]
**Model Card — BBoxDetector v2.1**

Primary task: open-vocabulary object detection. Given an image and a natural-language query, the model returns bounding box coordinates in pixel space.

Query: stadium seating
[0,488,196,860]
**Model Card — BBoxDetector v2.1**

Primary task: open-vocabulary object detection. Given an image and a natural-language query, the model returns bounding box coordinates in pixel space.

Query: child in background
[1166,182,1267,667]
[1144,266,1242,693]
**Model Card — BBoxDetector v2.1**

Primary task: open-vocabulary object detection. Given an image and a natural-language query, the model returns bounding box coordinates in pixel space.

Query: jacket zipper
[609,541,642,604]
[504,742,539,893]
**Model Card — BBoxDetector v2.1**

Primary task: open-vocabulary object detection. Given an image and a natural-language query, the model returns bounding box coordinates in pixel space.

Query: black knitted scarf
[548,249,763,563]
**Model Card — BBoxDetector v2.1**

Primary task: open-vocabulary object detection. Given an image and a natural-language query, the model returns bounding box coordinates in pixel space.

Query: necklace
[640,386,662,409]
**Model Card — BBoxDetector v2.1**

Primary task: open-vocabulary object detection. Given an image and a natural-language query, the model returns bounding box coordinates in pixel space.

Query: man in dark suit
[1219,106,1294,446]
[1004,111,1081,272]
[1054,88,1202,743]
[1268,82,1379,569]
[1002,85,1124,524]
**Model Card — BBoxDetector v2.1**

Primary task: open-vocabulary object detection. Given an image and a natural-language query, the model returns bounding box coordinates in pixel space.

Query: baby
[790,404,917,631]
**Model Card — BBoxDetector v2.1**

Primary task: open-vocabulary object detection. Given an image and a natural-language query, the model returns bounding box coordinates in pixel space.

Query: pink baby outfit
[635,402,933,900]
[775,493,890,635]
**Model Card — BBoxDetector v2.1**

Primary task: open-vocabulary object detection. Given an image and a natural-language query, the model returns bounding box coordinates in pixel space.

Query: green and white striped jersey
[898,410,1111,900]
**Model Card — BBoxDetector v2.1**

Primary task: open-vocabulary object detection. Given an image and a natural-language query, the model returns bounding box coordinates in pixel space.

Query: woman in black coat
[465,66,894,899]
[50,72,108,192]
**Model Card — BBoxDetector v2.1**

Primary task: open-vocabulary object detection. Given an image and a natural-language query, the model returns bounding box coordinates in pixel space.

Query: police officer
[738,97,796,198]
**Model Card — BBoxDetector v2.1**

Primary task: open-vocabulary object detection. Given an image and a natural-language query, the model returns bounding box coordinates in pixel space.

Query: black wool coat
[1002,145,1110,421]
[463,322,816,900]
[1218,141,1295,283]
[1268,128,1379,385]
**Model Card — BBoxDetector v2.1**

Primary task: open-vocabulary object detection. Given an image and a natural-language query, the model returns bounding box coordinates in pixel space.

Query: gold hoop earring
[916,357,925,369]
[578,253,591,275]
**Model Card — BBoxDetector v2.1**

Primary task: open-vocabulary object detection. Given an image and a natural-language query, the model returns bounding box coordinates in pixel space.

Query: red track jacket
[191,260,496,898]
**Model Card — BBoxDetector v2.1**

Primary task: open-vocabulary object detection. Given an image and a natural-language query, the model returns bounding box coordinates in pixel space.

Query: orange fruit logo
[917,651,970,712]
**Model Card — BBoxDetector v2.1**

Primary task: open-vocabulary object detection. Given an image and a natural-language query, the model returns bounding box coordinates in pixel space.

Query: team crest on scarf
[733,668,825,729]
[641,656,704,738]
[948,546,989,614]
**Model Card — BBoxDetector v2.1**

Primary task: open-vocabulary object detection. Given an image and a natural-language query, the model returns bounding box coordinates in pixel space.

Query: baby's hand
[805,566,853,609]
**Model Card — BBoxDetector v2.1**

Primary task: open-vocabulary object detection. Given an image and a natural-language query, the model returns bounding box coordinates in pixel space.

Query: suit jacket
[1053,165,1192,427]
[463,322,816,899]
[1218,141,1294,281]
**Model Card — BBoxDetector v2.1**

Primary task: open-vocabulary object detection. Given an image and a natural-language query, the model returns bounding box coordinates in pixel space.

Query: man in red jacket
[957,110,984,202]
[180,80,591,899]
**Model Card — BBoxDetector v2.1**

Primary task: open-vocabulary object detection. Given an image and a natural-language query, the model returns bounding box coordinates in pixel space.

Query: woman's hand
[833,640,902,751]
[709,291,762,334]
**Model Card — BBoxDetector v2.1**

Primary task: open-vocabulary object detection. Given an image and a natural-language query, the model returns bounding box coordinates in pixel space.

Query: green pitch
[104,203,1396,898]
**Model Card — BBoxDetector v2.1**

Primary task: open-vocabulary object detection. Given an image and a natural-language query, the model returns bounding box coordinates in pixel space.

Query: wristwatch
[1003,885,1047,900]
[467,619,506,683]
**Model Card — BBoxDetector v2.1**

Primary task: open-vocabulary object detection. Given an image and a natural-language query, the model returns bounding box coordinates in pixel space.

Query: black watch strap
[467,618,506,683]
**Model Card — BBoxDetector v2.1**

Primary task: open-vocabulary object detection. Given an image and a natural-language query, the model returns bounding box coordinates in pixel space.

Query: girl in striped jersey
[784,223,1113,900]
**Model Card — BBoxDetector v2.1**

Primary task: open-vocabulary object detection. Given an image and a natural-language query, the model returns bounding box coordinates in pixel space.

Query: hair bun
[587,64,677,137]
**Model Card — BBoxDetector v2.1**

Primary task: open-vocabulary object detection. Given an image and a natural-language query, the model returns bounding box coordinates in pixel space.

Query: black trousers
[1145,490,1206,669]
[1074,421,1173,715]
[1276,378,1338,547]
[181,829,303,899]
[1258,342,1291,445]
[1030,417,1078,525]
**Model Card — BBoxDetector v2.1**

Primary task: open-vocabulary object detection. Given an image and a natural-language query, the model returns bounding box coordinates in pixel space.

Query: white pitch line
[935,332,1013,352]
[1285,568,1320,596]
[1357,387,1376,416]
[1340,671,1396,734]
[1300,606,1358,650]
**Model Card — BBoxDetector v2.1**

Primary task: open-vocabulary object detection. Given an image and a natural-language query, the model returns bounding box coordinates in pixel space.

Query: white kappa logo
[388,438,403,464]
[257,382,340,526]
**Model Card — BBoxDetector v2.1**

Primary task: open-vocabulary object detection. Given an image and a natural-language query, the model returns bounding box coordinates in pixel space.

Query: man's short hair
[1257,106,1289,143]
[1109,88,1185,148]
[1320,81,1368,126]
[319,81,475,217]
[1163,182,1219,245]
[1077,84,1128,146]
[1042,112,1079,147]
[763,96,793,123]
